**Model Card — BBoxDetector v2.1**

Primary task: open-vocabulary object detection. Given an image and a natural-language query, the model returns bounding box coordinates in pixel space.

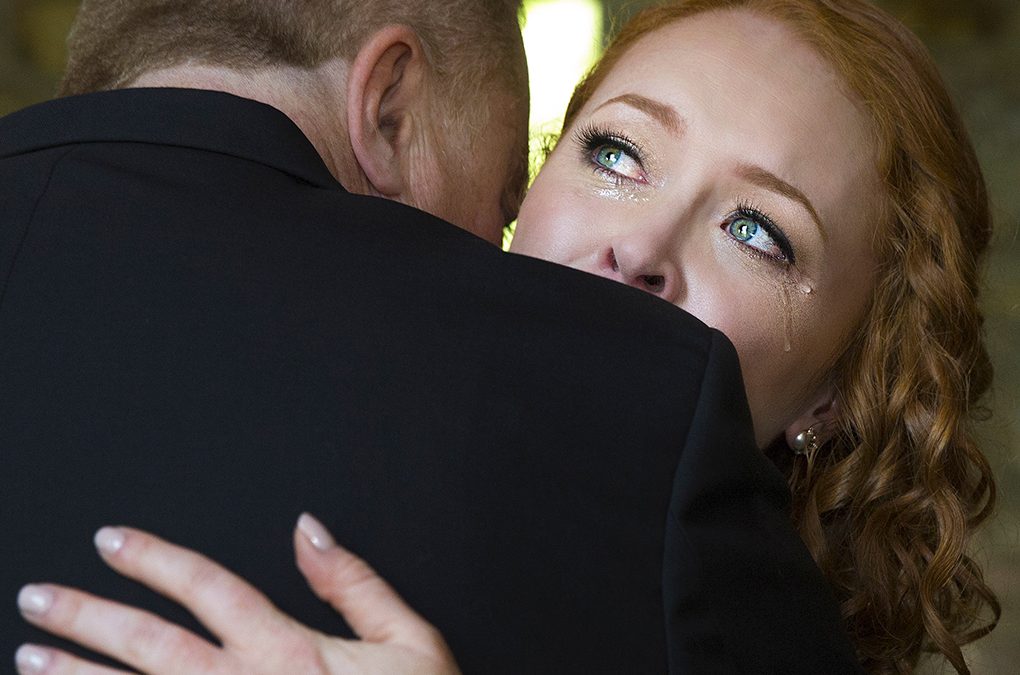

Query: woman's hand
[15,514,460,675]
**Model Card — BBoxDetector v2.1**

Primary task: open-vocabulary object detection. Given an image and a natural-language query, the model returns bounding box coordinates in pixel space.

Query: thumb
[292,513,448,652]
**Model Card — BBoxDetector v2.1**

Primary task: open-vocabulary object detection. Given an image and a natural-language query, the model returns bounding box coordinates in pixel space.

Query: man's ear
[346,25,428,198]
[783,384,841,451]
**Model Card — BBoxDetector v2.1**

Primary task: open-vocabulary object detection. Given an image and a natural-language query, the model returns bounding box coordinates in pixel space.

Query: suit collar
[0,87,341,190]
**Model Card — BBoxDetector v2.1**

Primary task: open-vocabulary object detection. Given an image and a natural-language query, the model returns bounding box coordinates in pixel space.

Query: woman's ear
[784,385,841,451]
[346,25,428,198]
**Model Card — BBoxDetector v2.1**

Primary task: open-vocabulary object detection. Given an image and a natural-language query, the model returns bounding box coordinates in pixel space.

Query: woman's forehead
[602,11,843,109]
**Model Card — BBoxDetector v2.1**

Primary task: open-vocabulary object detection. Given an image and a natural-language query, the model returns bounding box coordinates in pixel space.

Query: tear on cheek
[777,277,814,354]
[781,285,793,353]
[592,185,653,203]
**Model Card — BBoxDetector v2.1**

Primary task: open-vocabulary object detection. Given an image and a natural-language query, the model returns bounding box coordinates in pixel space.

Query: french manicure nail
[297,513,335,551]
[17,586,53,616]
[94,526,125,555]
[15,645,50,674]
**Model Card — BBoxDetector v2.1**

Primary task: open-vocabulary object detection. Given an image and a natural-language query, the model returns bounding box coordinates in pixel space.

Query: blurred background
[1,0,1016,670]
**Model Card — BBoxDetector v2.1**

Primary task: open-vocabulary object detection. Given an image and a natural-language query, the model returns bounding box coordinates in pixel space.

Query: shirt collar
[0,87,342,190]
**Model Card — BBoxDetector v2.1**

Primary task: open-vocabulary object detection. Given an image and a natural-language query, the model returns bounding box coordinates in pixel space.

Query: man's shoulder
[0,87,727,388]
[290,182,722,355]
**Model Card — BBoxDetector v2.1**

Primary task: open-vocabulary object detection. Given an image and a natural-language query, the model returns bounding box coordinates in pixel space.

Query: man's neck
[129,62,358,187]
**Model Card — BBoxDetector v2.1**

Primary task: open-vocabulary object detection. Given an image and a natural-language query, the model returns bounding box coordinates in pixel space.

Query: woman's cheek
[691,287,787,386]
[514,195,594,264]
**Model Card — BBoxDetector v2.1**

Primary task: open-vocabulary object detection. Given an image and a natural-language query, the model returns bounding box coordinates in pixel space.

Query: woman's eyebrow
[737,164,828,242]
[593,93,686,135]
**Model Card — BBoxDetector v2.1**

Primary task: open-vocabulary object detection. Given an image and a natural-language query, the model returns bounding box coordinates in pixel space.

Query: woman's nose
[600,243,683,304]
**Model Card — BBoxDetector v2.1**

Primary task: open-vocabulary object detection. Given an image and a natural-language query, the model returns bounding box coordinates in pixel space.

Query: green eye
[729,217,759,242]
[581,130,646,184]
[723,207,795,264]
[595,145,624,170]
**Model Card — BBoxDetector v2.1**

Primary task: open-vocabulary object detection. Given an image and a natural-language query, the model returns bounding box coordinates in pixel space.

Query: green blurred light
[522,0,602,137]
[506,0,602,251]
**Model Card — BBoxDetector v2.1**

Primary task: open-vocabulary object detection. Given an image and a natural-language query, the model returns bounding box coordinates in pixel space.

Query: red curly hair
[563,1,998,672]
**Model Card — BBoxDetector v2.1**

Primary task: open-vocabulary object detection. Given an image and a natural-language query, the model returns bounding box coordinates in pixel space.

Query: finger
[293,514,449,652]
[16,585,219,674]
[15,644,132,675]
[92,526,289,649]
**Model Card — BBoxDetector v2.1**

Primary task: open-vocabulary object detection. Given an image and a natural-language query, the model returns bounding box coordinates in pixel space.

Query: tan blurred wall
[1,0,1017,670]
[0,0,77,111]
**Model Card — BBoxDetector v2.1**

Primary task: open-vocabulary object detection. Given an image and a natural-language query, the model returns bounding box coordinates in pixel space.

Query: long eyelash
[735,200,797,265]
[573,123,646,175]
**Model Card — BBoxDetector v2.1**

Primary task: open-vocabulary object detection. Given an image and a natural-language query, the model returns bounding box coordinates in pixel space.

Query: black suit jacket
[0,89,860,673]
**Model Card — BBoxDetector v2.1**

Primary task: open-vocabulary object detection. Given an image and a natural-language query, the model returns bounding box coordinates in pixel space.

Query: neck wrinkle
[128,61,358,188]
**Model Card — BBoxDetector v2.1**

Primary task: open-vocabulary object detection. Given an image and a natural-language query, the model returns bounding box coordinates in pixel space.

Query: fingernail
[17,586,53,616]
[94,526,126,555]
[15,645,50,674]
[297,513,335,551]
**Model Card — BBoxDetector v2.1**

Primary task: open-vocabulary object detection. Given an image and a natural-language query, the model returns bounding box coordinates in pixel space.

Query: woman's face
[511,9,882,447]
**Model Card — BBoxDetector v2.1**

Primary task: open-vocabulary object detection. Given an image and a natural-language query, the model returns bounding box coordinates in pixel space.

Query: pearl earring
[791,427,819,455]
